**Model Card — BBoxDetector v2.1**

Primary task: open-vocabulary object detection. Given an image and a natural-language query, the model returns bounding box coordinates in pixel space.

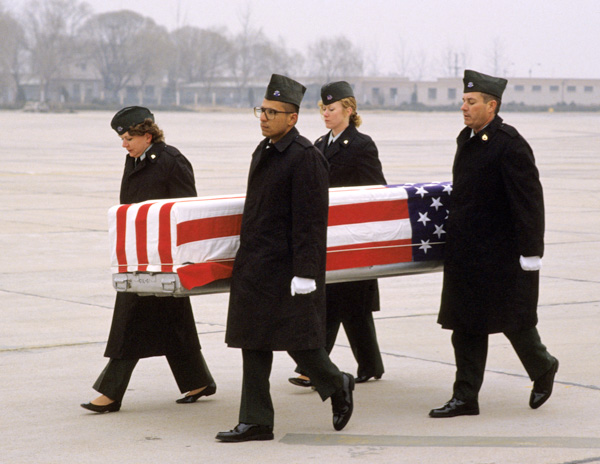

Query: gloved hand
[520,255,542,271]
[290,276,317,296]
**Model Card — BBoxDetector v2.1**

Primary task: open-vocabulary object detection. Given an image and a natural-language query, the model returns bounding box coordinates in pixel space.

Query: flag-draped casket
[109,182,452,296]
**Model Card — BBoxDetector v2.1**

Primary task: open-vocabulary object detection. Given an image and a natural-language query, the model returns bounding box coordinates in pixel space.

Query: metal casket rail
[112,260,443,297]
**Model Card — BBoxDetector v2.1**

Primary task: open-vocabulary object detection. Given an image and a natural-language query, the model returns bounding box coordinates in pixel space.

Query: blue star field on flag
[388,182,452,262]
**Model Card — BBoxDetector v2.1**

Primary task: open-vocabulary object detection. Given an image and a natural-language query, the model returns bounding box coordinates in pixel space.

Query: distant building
[346,76,600,108]
[3,69,599,109]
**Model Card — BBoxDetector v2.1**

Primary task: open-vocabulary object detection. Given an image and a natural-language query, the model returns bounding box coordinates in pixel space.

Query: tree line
[0,0,368,105]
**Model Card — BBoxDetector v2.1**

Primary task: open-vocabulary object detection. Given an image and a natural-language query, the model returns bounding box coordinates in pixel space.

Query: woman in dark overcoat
[288,81,387,387]
[81,107,215,413]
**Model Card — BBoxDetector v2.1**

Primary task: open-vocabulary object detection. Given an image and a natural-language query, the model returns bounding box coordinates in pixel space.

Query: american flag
[109,182,451,290]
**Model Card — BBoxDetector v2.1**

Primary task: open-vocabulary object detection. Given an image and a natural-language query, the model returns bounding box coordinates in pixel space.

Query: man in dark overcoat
[81,107,215,413]
[289,81,386,388]
[216,75,354,442]
[429,70,559,418]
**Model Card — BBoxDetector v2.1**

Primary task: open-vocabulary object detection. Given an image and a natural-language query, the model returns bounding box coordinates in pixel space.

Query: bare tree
[411,47,429,81]
[80,10,163,102]
[228,6,266,106]
[308,36,364,81]
[170,26,231,102]
[438,46,469,78]
[132,23,173,105]
[24,0,91,102]
[489,37,508,76]
[0,9,28,103]
[394,38,412,77]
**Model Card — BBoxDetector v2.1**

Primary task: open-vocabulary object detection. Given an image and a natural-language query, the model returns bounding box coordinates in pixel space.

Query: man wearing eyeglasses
[216,74,354,442]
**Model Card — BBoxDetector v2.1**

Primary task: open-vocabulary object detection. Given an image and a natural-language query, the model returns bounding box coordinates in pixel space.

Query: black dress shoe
[355,374,382,383]
[215,423,274,442]
[288,376,313,388]
[331,372,355,431]
[530,358,559,409]
[429,397,479,418]
[80,400,121,413]
[176,382,217,403]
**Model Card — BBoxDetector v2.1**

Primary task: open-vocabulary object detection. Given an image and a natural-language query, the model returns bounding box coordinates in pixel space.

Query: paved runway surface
[1,110,599,463]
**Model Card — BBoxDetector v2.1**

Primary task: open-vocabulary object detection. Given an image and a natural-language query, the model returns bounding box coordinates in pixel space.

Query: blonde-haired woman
[289,81,386,388]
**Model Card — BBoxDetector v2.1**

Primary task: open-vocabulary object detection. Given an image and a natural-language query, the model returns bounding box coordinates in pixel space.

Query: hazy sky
[9,0,600,79]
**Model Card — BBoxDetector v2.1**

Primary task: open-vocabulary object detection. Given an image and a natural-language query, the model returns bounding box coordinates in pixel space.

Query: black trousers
[325,305,384,378]
[93,350,214,402]
[240,348,344,427]
[452,327,555,402]
[296,282,384,379]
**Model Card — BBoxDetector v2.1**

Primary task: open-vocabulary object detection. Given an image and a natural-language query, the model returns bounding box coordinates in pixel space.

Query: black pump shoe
[288,376,313,388]
[176,382,217,404]
[80,400,121,413]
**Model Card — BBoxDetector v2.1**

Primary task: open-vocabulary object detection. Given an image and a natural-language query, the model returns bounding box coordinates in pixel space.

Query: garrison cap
[463,69,508,99]
[321,81,354,104]
[264,74,306,107]
[111,106,154,135]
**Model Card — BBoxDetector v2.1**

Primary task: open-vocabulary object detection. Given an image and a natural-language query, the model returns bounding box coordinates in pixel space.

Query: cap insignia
[273,90,281,97]
[468,82,474,88]
[327,95,333,100]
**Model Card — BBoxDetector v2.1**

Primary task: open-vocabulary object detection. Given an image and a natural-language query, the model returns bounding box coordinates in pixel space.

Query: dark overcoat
[225,127,330,351]
[105,142,201,359]
[314,123,387,314]
[438,116,545,334]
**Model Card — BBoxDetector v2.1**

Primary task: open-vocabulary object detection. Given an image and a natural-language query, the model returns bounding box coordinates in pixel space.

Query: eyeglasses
[253,106,295,120]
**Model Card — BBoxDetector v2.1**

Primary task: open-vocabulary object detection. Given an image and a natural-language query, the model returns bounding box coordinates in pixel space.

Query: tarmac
[1,110,599,464]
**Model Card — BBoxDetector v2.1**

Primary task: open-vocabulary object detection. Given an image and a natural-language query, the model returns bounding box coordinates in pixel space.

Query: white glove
[290,276,317,295]
[520,255,542,271]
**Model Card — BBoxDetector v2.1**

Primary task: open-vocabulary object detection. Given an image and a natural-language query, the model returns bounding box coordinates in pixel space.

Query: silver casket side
[112,260,443,297]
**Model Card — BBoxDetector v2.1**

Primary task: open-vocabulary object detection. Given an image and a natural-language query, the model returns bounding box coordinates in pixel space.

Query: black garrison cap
[264,74,306,107]
[463,69,508,99]
[111,106,154,135]
[320,81,354,104]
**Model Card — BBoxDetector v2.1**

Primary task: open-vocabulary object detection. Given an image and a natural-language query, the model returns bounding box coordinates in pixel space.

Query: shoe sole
[429,409,479,418]
[217,434,274,442]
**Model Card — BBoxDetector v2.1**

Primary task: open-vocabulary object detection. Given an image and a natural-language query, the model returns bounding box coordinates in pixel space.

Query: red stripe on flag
[328,200,408,226]
[177,214,243,246]
[135,203,153,271]
[176,261,235,289]
[326,239,413,271]
[116,204,131,273]
[158,202,176,272]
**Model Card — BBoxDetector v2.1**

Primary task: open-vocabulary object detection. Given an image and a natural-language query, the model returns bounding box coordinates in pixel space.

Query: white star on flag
[419,239,432,253]
[443,184,453,195]
[415,186,428,198]
[430,197,443,210]
[417,211,431,226]
[433,224,446,239]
